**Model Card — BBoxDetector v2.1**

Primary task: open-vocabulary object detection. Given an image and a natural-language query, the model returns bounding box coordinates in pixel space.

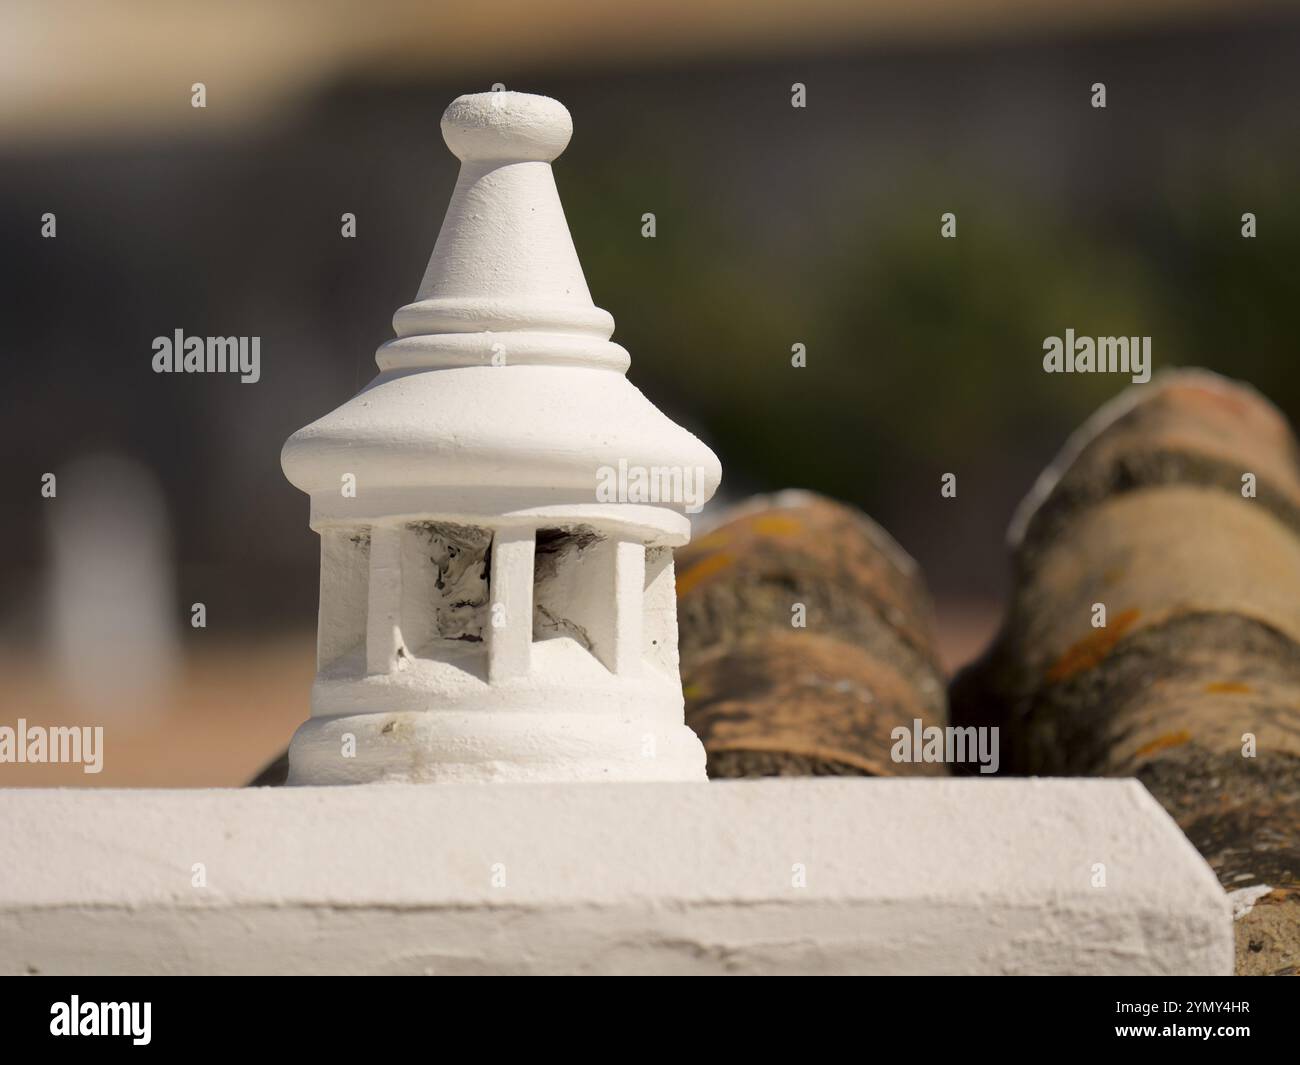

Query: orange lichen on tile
[689,529,734,553]
[750,514,804,538]
[675,551,734,597]
[1045,607,1141,683]
[1133,729,1192,759]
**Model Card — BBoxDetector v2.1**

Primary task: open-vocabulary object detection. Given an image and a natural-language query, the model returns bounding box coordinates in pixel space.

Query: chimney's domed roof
[282,91,720,538]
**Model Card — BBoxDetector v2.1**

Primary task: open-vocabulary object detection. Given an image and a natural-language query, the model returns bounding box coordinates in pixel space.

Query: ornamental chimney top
[281,90,720,785]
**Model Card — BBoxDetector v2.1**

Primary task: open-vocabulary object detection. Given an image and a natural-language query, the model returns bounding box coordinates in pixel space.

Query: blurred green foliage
[567,151,1300,520]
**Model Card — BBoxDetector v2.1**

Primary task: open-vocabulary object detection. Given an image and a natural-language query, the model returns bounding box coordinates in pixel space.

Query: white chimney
[281,91,721,784]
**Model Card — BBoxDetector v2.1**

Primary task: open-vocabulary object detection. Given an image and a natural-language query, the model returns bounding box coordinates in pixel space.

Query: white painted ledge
[0,778,1231,975]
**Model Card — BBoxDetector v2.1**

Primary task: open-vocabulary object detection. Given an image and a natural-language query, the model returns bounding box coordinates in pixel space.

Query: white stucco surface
[0,778,1231,974]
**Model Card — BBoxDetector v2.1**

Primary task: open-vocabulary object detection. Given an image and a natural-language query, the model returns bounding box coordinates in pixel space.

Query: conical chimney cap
[282,91,720,541]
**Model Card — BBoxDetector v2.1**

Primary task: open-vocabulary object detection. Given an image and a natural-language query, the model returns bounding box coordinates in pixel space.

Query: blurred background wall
[2,0,1298,784]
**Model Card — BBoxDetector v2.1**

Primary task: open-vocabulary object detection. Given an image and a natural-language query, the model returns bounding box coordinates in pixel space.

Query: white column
[610,539,645,676]
[317,527,371,671]
[366,525,404,675]
[488,527,535,682]
[641,546,679,674]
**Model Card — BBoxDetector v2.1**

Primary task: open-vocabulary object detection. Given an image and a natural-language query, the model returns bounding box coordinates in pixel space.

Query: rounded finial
[440,91,573,163]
